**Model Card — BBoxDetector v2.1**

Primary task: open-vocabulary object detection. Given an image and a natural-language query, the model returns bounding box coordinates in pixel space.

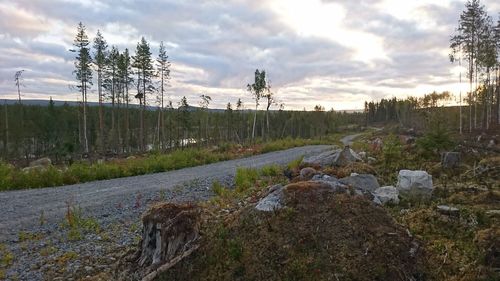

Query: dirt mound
[158,183,427,281]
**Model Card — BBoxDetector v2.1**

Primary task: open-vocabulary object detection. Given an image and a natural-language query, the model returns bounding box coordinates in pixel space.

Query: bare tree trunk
[98,69,104,153]
[82,81,89,154]
[252,104,257,140]
[125,80,130,153]
[3,102,8,157]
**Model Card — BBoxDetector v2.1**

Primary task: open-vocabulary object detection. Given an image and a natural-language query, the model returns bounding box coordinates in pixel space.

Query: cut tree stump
[127,202,202,280]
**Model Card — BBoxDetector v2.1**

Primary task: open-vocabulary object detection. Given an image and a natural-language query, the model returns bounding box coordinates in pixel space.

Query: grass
[63,203,100,241]
[0,133,352,191]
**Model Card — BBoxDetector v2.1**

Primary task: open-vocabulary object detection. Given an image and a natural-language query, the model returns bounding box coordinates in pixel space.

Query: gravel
[0,145,331,281]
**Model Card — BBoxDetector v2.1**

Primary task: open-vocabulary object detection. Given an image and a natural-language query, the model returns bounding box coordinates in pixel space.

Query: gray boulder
[396,170,433,196]
[29,157,51,167]
[333,147,363,167]
[255,185,285,212]
[441,152,460,169]
[372,186,399,205]
[312,175,347,192]
[302,149,341,167]
[301,146,362,168]
[339,173,380,193]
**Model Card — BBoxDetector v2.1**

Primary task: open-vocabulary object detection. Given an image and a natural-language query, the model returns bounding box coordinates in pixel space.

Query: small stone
[84,266,93,272]
[436,205,459,216]
[486,210,500,216]
[299,167,317,181]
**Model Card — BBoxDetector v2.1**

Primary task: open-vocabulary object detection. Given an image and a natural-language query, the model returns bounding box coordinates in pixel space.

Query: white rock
[372,186,400,205]
[436,205,459,215]
[396,170,433,196]
[255,185,284,212]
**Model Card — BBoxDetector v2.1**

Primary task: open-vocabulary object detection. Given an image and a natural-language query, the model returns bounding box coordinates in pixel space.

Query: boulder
[339,173,380,193]
[29,157,51,167]
[396,170,433,196]
[255,185,285,212]
[372,186,399,205]
[333,147,363,167]
[22,165,46,173]
[302,149,341,167]
[312,175,347,192]
[441,152,460,169]
[299,167,317,181]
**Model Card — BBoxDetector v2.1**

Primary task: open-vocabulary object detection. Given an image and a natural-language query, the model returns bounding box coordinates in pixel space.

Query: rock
[84,266,93,272]
[396,170,433,196]
[367,157,377,164]
[22,165,49,173]
[436,205,459,216]
[441,152,460,169]
[358,151,367,160]
[127,156,137,160]
[137,203,201,267]
[302,148,341,167]
[301,146,361,168]
[29,157,51,167]
[339,174,380,193]
[372,186,400,205]
[487,139,496,148]
[371,138,383,151]
[299,167,317,181]
[485,210,500,216]
[333,147,363,167]
[255,185,285,212]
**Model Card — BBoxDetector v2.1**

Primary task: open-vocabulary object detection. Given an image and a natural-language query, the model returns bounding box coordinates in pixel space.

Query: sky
[0,0,499,110]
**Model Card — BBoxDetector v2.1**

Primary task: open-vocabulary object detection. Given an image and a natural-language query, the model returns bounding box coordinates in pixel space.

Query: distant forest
[2,0,499,163]
[0,100,363,162]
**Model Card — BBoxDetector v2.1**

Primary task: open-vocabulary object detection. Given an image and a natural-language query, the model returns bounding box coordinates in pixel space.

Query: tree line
[449,0,500,133]
[1,22,364,163]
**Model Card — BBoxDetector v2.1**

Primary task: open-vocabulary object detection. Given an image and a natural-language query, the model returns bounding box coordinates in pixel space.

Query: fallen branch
[141,243,200,281]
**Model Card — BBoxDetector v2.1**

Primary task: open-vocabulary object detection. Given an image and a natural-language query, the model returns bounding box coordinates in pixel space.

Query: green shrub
[260,164,281,177]
[382,134,402,169]
[416,112,454,158]
[0,162,14,190]
[235,167,259,192]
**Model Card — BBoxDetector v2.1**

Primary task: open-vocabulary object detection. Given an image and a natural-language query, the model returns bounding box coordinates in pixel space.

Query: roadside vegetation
[0,134,344,191]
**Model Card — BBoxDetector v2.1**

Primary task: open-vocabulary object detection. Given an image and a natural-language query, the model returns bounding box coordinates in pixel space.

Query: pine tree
[133,37,154,151]
[450,0,488,132]
[104,46,120,150]
[247,69,267,140]
[118,49,133,152]
[72,22,93,154]
[156,41,170,150]
[93,30,107,152]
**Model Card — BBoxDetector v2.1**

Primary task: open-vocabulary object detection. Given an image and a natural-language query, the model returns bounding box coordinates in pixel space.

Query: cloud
[0,0,499,110]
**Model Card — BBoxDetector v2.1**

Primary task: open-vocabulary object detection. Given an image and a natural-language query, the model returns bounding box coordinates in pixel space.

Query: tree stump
[135,202,201,279]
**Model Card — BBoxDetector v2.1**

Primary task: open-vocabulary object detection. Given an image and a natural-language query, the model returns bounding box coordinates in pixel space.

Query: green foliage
[235,167,259,192]
[63,204,100,241]
[287,157,303,170]
[211,181,231,198]
[382,134,402,169]
[416,113,454,158]
[260,164,281,177]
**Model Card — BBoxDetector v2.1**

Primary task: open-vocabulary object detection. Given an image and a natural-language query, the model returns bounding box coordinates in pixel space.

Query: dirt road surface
[0,145,331,241]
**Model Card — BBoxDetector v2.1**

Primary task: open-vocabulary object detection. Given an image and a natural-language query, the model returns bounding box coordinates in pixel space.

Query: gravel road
[0,145,331,243]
